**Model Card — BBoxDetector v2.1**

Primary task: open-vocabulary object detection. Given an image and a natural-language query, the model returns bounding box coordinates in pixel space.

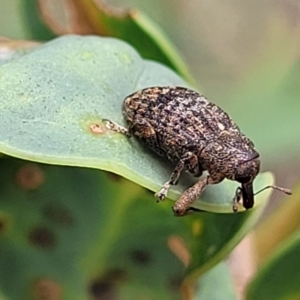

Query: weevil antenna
[254,185,292,196]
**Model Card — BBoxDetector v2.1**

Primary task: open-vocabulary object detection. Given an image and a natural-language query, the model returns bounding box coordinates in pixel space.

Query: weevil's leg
[232,187,242,212]
[173,175,224,216]
[103,119,131,137]
[155,152,199,201]
[185,154,202,177]
[173,177,207,216]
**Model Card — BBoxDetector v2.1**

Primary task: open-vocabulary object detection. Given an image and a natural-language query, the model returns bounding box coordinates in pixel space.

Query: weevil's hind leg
[103,119,131,137]
[232,187,242,212]
[173,175,223,216]
[173,177,207,216]
[155,152,200,201]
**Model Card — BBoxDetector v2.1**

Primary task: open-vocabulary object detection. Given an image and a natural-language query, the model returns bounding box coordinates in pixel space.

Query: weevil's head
[217,133,261,209]
[232,151,260,209]
[201,133,261,210]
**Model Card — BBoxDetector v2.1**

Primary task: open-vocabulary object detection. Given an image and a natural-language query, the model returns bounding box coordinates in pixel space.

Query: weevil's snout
[240,182,254,209]
[234,154,260,210]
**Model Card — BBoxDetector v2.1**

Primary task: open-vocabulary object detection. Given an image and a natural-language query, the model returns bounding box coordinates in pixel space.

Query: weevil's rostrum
[105,86,261,215]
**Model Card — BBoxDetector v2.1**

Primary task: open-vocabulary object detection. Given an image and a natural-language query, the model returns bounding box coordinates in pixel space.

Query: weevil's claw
[172,206,186,216]
[232,187,242,213]
[102,119,114,129]
[232,203,239,213]
[155,183,170,201]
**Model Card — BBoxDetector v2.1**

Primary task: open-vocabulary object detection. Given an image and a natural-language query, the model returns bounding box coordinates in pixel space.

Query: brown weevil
[105,86,291,216]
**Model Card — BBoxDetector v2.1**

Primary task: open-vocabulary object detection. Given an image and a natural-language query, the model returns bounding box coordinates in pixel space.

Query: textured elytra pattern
[123,87,255,161]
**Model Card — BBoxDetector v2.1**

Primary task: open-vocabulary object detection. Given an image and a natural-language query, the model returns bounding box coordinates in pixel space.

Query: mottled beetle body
[105,86,290,215]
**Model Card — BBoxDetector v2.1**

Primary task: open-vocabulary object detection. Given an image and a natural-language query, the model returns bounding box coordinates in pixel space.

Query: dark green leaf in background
[0,157,266,300]
[0,158,185,299]
[247,230,300,300]
[22,0,56,40]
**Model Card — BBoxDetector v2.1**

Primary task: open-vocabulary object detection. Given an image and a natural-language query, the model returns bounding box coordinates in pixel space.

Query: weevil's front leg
[103,119,131,137]
[155,152,200,201]
[173,175,223,216]
[232,187,242,212]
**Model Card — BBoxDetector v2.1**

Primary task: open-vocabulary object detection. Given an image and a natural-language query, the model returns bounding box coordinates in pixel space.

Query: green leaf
[195,261,237,300]
[0,35,273,213]
[0,158,186,299]
[247,230,300,300]
[254,182,300,264]
[184,201,267,283]
[0,158,266,299]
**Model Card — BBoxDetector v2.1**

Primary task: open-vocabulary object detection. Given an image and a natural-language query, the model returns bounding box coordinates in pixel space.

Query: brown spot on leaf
[43,203,74,227]
[89,280,116,300]
[130,249,151,265]
[0,215,9,235]
[32,278,62,300]
[16,163,44,190]
[0,219,4,232]
[105,268,128,283]
[168,276,183,292]
[106,172,122,182]
[28,227,56,248]
[89,269,127,300]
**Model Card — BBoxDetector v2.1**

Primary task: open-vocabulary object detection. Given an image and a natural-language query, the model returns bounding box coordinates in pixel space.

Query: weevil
[105,86,291,216]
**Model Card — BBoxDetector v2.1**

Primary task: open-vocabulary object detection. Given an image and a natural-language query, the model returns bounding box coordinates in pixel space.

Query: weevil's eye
[234,155,260,184]
[235,175,252,184]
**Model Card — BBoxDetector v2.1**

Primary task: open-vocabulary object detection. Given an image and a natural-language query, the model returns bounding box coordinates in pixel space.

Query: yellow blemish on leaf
[192,219,203,237]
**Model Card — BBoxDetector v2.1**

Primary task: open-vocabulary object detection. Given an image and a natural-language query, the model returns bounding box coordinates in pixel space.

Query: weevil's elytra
[105,86,290,216]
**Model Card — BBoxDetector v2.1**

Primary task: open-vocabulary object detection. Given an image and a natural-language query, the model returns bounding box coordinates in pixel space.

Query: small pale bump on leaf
[247,230,300,300]
[89,123,105,135]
